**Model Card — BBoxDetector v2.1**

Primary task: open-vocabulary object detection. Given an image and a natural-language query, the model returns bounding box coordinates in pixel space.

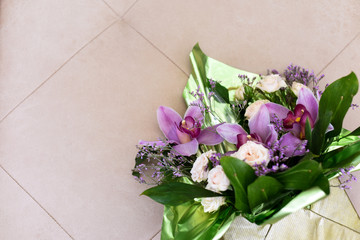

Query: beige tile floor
[0,1,359,239]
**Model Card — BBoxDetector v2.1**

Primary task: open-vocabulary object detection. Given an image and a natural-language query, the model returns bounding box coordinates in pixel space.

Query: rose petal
[216,123,247,144]
[172,139,199,156]
[197,125,224,145]
[249,104,270,143]
[297,87,318,122]
[279,133,306,157]
[157,106,182,143]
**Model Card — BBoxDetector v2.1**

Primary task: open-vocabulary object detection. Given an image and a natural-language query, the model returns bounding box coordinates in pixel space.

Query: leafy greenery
[220,156,256,213]
[273,160,323,190]
[311,72,358,154]
[141,182,221,206]
[322,140,360,169]
[247,176,284,211]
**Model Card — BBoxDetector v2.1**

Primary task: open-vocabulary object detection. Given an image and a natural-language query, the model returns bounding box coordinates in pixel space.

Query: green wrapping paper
[161,202,236,240]
[157,44,360,239]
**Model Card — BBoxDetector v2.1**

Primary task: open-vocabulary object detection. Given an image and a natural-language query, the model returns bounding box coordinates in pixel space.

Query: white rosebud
[201,196,226,213]
[235,86,245,101]
[206,165,230,192]
[291,82,311,97]
[244,100,270,120]
[256,74,287,93]
[190,150,215,182]
[231,141,270,167]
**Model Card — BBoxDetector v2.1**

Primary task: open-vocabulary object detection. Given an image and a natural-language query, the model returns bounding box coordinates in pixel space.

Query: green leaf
[313,175,330,195]
[305,118,312,148]
[247,176,284,211]
[220,156,257,213]
[340,126,360,139]
[322,140,360,169]
[141,182,221,206]
[213,81,230,103]
[311,72,359,154]
[273,160,322,190]
[261,186,327,225]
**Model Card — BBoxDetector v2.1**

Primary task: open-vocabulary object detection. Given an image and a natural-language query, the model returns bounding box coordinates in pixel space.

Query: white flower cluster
[190,150,230,213]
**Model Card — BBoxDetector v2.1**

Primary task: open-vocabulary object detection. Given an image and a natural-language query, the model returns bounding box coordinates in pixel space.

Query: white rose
[235,86,245,101]
[291,82,311,97]
[244,100,270,119]
[201,196,226,213]
[190,150,215,182]
[206,165,230,192]
[256,74,287,93]
[231,141,270,167]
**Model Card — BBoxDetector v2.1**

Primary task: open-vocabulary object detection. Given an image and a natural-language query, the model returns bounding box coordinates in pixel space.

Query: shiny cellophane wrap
[159,44,360,240]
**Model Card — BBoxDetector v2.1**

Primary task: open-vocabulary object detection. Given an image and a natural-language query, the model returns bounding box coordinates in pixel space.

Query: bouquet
[132,44,360,240]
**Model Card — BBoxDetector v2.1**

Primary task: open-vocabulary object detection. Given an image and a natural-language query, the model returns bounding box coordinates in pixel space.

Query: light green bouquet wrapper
[159,44,360,240]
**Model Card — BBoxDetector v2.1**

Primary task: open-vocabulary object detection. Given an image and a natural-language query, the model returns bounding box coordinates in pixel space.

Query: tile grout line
[100,0,140,19]
[309,209,360,234]
[317,32,360,76]
[149,229,161,240]
[263,224,273,240]
[0,19,119,125]
[124,21,189,77]
[0,164,75,239]
[121,0,141,19]
[101,0,120,17]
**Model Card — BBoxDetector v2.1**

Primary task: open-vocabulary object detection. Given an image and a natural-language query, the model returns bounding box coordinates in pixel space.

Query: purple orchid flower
[266,87,319,139]
[156,105,223,156]
[263,87,322,157]
[217,104,278,148]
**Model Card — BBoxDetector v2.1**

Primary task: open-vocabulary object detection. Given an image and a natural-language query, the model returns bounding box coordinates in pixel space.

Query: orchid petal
[291,124,301,137]
[184,105,203,122]
[197,124,224,145]
[265,103,290,122]
[216,123,247,144]
[297,87,318,122]
[138,140,167,147]
[176,128,192,144]
[172,139,199,156]
[265,124,278,145]
[279,133,306,157]
[157,106,181,143]
[236,134,249,148]
[249,104,270,143]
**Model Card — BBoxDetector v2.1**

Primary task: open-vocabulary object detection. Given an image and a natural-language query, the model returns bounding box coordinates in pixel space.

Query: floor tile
[0,20,188,240]
[125,0,360,75]
[103,0,138,17]
[0,168,71,240]
[0,0,117,120]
